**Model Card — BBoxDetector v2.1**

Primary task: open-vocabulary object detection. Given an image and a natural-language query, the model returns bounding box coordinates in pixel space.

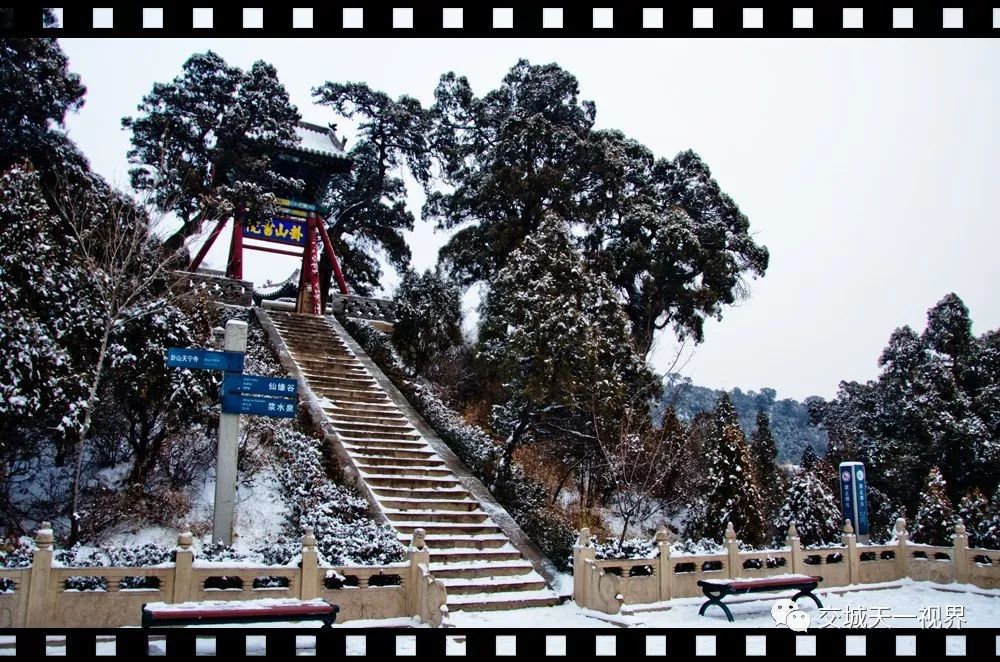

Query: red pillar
[226,212,244,280]
[296,216,323,315]
[316,215,349,295]
[188,215,229,273]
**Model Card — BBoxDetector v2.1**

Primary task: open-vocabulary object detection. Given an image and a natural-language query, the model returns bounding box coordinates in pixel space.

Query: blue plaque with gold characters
[242,216,307,247]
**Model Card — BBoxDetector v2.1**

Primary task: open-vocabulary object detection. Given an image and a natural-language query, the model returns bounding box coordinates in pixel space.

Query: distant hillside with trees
[655,377,828,464]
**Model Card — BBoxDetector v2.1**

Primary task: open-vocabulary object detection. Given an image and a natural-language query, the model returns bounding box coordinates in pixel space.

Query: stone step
[447,591,562,612]
[383,510,490,524]
[312,388,390,403]
[394,522,502,536]
[429,549,525,563]
[356,464,453,478]
[370,486,471,500]
[398,534,509,550]
[289,357,364,371]
[428,560,536,578]
[329,419,416,433]
[379,498,482,512]
[322,401,401,414]
[363,474,462,489]
[325,410,409,424]
[302,375,379,389]
[332,427,421,441]
[351,454,444,467]
[342,439,431,452]
[349,448,438,462]
[440,576,548,596]
[307,378,381,391]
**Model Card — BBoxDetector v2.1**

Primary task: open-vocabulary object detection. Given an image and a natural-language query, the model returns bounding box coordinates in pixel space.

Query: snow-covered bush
[0,537,34,568]
[671,538,725,555]
[264,423,403,565]
[342,318,575,569]
[594,537,657,560]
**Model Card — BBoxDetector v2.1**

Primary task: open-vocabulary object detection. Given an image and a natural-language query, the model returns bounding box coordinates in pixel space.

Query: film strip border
[2,628,998,657]
[3,5,1000,37]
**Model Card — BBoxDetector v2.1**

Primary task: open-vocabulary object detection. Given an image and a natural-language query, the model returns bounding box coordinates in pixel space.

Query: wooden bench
[696,574,823,622]
[142,598,340,629]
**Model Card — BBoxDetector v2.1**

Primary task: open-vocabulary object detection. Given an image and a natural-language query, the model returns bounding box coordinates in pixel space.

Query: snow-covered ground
[7,580,996,656]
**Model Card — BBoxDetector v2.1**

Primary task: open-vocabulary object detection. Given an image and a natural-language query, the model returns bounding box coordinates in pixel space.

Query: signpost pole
[213,319,248,545]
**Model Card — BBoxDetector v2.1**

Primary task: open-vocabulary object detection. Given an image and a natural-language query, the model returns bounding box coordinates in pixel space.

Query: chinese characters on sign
[839,461,870,537]
[243,216,308,247]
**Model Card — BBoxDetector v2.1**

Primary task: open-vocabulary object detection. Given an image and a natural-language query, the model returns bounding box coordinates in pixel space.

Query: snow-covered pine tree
[911,467,958,546]
[774,468,843,547]
[391,268,463,376]
[750,410,784,517]
[980,486,1000,550]
[800,445,818,471]
[0,13,86,172]
[428,59,769,357]
[122,51,303,254]
[689,393,767,547]
[816,293,1000,518]
[478,213,651,487]
[0,166,105,455]
[957,488,991,548]
[313,82,432,299]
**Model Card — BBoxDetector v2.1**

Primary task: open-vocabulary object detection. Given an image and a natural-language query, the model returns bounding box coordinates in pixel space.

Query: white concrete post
[724,522,741,579]
[213,319,247,546]
[655,525,672,602]
[573,528,595,608]
[786,523,803,575]
[952,521,969,584]
[842,519,859,585]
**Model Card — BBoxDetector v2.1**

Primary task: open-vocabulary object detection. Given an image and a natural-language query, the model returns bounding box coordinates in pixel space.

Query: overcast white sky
[58,38,1000,401]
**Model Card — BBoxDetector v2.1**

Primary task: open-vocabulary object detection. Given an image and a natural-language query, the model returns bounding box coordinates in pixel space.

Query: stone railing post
[172,530,194,604]
[573,528,595,608]
[842,519,859,585]
[25,522,54,627]
[655,526,671,602]
[300,526,319,601]
[895,518,910,580]
[786,523,803,575]
[724,522,741,579]
[407,528,430,617]
[952,521,969,584]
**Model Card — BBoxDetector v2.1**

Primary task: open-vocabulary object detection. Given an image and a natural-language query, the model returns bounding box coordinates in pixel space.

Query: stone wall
[0,526,447,628]
[573,520,1000,614]
[174,270,254,307]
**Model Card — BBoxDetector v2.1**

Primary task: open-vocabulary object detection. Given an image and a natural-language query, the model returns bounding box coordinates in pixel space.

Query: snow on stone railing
[573,519,1000,614]
[0,524,447,628]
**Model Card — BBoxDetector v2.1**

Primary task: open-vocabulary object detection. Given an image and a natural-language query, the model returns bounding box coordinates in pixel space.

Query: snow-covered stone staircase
[264,311,560,612]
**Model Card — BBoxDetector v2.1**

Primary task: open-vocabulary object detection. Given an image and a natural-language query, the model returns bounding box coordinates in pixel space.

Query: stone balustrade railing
[573,519,1000,614]
[0,525,447,628]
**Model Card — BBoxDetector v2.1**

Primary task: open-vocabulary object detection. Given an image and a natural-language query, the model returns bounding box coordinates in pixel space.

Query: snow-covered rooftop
[292,122,348,160]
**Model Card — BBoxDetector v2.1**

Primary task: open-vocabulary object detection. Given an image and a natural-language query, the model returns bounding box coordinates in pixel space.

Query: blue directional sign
[839,461,870,536]
[221,394,297,418]
[167,347,245,373]
[222,374,298,398]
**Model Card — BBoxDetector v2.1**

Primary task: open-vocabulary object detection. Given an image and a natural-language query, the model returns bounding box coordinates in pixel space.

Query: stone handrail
[0,525,447,628]
[573,519,1000,614]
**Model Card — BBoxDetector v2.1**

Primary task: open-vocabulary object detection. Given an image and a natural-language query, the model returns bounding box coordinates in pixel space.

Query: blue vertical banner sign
[839,461,869,537]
